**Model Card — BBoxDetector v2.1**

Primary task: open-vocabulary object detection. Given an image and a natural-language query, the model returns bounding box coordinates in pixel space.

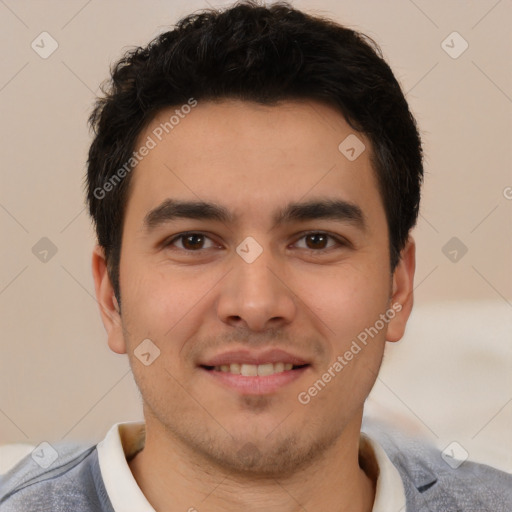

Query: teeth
[257,363,274,376]
[213,362,297,375]
[274,362,285,373]
[241,364,258,376]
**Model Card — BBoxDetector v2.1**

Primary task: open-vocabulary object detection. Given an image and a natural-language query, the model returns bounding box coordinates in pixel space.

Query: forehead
[125,99,385,230]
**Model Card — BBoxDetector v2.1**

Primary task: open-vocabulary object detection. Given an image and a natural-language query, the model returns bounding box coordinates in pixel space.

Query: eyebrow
[143,198,366,232]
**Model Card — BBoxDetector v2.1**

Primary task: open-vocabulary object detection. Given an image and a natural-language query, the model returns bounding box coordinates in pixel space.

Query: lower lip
[200,366,309,395]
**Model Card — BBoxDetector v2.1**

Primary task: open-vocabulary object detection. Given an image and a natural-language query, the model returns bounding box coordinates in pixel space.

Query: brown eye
[295,232,342,251]
[167,233,216,251]
[181,234,205,250]
[305,233,329,249]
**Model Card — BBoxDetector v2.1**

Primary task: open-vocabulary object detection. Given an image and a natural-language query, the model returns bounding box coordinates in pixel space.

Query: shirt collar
[97,422,154,512]
[361,432,407,512]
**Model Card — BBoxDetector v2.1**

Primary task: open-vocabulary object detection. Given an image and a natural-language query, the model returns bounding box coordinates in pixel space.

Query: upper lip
[200,348,310,367]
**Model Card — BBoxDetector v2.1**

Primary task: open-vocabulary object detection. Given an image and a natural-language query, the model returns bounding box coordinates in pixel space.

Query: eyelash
[163,231,348,253]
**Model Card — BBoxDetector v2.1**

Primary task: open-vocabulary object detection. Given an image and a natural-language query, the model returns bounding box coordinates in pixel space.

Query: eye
[165,232,217,251]
[163,231,348,254]
[293,232,345,251]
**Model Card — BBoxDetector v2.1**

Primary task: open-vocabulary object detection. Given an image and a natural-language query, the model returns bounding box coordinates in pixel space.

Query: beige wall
[1,0,511,452]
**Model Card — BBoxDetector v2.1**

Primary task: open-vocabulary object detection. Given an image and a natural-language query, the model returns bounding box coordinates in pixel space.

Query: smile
[200,363,310,395]
[208,362,307,376]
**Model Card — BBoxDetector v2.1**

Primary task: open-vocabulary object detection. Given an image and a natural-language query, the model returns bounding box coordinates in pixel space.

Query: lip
[200,365,310,395]
[199,348,310,367]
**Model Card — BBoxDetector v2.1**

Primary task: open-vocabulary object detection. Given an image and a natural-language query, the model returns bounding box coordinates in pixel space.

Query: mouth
[198,349,312,395]
[201,362,310,376]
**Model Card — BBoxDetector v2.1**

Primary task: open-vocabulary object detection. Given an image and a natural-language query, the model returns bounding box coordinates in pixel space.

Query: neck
[128,413,376,512]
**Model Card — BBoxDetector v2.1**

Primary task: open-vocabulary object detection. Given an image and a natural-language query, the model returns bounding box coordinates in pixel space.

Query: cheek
[119,269,198,399]
[124,261,179,312]
[120,265,212,355]
[297,262,391,344]
[304,267,390,409]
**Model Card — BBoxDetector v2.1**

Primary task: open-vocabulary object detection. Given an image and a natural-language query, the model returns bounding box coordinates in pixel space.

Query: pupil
[307,233,326,249]
[184,234,203,249]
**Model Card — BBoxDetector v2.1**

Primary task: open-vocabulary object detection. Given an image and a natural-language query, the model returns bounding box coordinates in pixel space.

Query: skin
[92,99,415,511]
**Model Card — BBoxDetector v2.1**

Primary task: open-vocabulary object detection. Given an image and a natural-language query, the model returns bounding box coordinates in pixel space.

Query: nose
[216,245,297,332]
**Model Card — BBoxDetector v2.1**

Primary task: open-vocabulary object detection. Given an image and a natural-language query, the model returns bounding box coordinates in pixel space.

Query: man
[1,1,510,510]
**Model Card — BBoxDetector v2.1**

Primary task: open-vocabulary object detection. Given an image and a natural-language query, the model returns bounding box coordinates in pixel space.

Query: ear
[91,245,127,354]
[386,236,416,343]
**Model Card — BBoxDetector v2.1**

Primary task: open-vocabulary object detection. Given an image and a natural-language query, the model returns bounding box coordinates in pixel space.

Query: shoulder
[364,421,512,511]
[0,441,112,512]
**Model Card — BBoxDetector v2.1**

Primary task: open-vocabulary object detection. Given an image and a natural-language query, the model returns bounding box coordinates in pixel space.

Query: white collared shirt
[96,422,406,511]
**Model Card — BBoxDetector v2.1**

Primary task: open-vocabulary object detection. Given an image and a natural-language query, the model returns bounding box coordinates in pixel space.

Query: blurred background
[1,0,511,473]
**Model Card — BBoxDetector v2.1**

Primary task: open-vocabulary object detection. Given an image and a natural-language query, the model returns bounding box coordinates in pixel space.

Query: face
[93,99,415,476]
